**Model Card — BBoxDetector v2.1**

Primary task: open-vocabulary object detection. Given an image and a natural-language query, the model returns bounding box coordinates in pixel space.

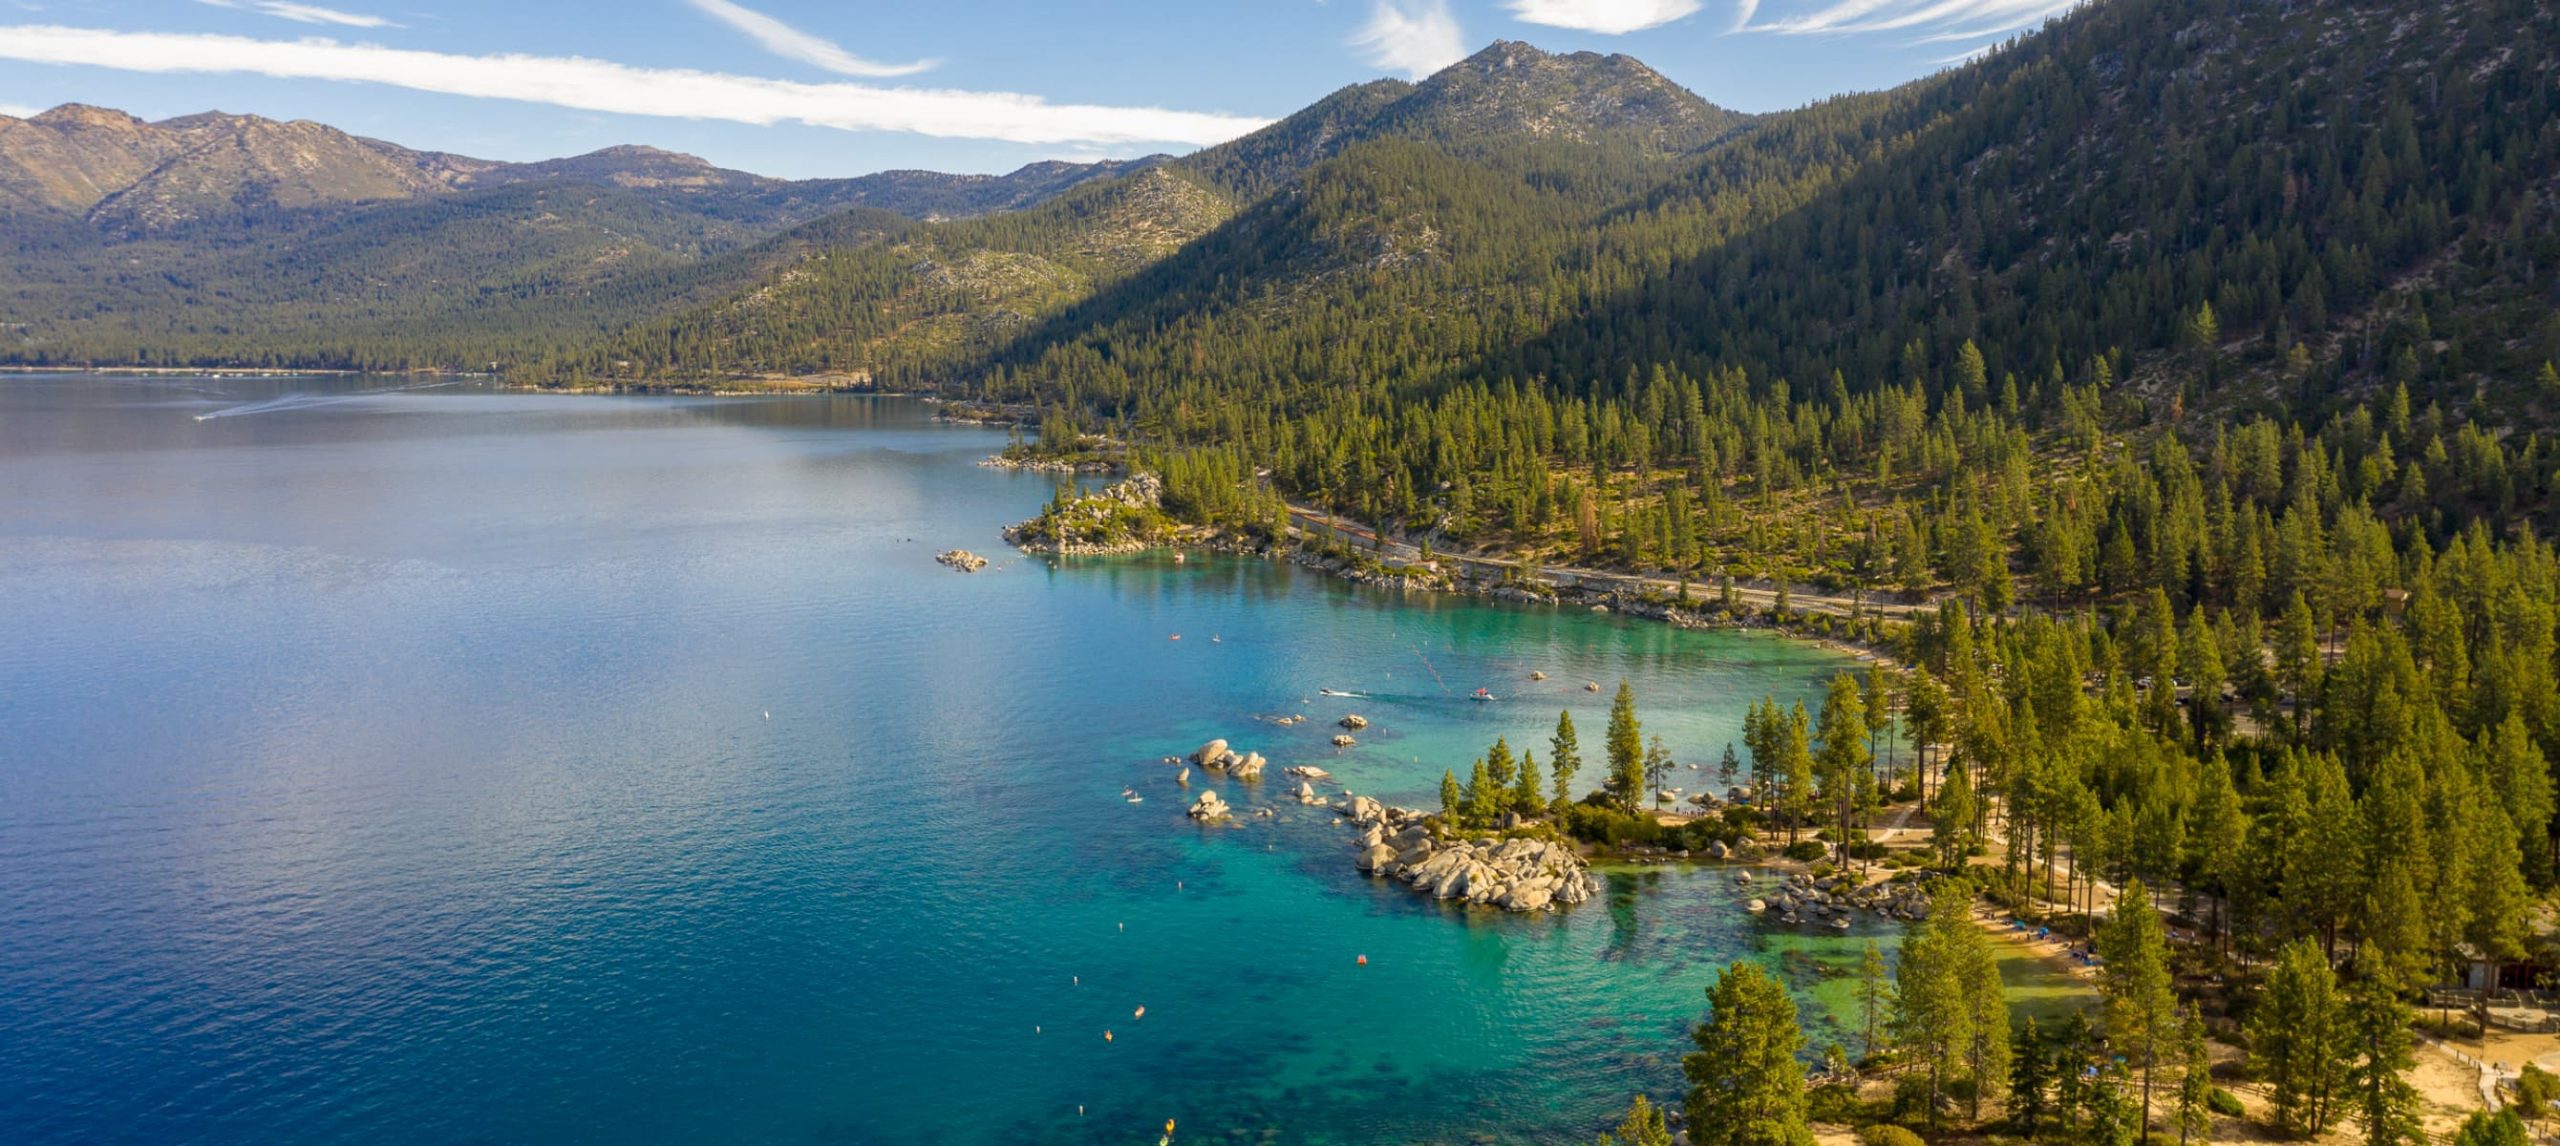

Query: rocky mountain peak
[28,103,149,130]
[1388,38,1737,154]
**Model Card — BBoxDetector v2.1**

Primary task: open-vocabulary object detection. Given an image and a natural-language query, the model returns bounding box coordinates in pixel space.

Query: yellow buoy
[1104,1030,1114,1042]
[1134,1005,1146,1019]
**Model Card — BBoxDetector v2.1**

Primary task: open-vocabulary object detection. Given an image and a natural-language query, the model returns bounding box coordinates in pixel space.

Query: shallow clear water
[0,376,1875,1145]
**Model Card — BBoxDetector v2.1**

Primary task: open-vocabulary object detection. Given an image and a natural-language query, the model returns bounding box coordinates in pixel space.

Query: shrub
[1785,839,1830,862]
[1857,1126,1926,1146]
[1559,803,1663,847]
[1807,1082,1864,1124]
[2207,1088,2244,1117]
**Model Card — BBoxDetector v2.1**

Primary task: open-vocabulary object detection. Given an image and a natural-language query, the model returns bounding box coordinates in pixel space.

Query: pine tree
[1718,742,1741,793]
[1466,758,1495,827]
[2250,938,2347,1137]
[1551,709,1584,807]
[1514,750,1543,818]
[1857,940,1894,1062]
[1817,672,1873,858]
[1783,700,1817,843]
[1905,669,1951,803]
[1961,910,2012,1124]
[1644,736,1675,812]
[2012,1015,2054,1138]
[1935,764,1977,869]
[1607,681,1644,813]
[1487,736,1517,792]
[1685,960,1816,1146]
[1441,768,1463,819]
[2101,878,2179,1141]
[2176,1004,2212,1146]
[2275,592,2322,736]
[2343,977,2423,1146]
[1593,1093,1674,1146]
[1894,885,1977,1128]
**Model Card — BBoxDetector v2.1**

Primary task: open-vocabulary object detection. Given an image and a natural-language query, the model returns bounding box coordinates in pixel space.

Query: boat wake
[193,379,457,421]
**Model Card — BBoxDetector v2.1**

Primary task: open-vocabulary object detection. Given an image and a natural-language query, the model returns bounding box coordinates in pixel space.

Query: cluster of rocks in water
[1337,797,1599,913]
[978,452,1117,475]
[1742,869,1933,927]
[1188,738,1267,779]
[934,549,988,572]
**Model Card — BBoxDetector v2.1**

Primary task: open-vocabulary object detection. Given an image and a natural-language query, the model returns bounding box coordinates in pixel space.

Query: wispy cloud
[1740,0,2075,38]
[0,25,1270,146]
[1352,0,1464,80]
[1506,0,1700,35]
[196,0,399,28]
[682,0,933,78]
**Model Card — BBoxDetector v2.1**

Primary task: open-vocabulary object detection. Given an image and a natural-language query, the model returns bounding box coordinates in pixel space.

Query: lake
[0,375,1873,1144]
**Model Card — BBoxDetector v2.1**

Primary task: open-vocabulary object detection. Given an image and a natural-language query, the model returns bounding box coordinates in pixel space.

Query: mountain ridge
[0,102,1157,230]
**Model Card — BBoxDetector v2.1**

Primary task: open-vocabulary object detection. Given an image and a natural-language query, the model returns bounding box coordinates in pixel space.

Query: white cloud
[1505,0,1700,35]
[196,0,399,28]
[1352,0,1464,80]
[1740,0,2076,37]
[0,102,39,118]
[0,25,1271,146]
[682,0,933,78]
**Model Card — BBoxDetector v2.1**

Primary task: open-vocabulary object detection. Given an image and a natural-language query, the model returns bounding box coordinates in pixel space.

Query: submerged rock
[1188,790,1232,821]
[935,549,988,572]
[1339,714,1369,730]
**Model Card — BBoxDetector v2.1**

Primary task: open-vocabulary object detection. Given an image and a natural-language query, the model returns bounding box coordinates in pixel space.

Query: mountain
[0,104,1148,232]
[793,0,2552,439]
[0,104,1151,368]
[556,41,1747,385]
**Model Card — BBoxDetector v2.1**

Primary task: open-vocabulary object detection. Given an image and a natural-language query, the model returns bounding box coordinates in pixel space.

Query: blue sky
[0,0,2078,179]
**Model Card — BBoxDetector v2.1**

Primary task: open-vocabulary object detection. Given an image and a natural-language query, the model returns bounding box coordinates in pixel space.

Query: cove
[0,376,1871,1145]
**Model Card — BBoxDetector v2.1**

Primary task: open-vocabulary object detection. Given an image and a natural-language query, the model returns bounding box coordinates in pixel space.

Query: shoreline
[1019,514,1914,669]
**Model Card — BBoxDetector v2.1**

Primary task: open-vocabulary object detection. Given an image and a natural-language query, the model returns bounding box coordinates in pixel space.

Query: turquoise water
[0,377,1868,1144]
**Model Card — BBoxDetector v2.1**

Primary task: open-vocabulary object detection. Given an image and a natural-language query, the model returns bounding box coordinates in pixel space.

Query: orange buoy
[1357,954,1368,966]
[1104,1030,1114,1042]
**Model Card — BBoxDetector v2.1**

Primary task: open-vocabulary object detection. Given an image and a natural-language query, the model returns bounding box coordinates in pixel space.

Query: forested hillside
[548,41,1748,386]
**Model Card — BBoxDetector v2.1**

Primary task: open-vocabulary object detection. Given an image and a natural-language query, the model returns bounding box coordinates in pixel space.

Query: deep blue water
[0,376,1868,1144]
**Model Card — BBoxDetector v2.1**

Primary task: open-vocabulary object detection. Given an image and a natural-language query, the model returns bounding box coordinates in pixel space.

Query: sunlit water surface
[0,376,1883,1144]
